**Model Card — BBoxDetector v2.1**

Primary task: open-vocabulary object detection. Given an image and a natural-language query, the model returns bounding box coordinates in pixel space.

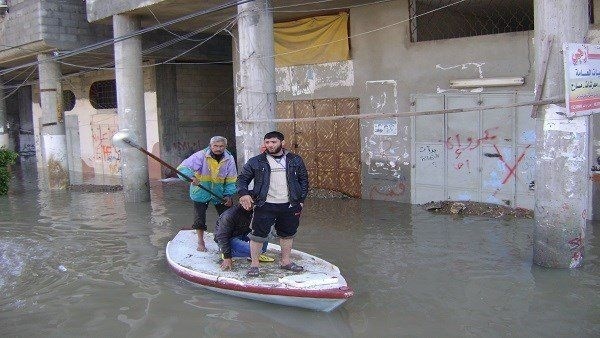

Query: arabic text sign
[564,43,600,117]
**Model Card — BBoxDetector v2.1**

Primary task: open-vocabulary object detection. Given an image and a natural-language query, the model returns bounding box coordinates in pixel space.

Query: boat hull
[166,230,353,312]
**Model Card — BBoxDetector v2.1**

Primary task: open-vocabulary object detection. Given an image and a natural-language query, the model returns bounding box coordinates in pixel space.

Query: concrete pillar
[37,53,69,189]
[113,14,150,202]
[0,81,7,148]
[533,0,589,268]
[235,0,277,165]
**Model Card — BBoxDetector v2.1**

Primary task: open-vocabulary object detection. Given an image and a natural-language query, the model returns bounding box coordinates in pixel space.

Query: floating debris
[424,201,443,211]
[422,200,533,219]
[450,202,466,214]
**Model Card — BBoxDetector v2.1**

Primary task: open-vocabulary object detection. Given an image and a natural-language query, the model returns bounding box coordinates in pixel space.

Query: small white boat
[166,230,354,312]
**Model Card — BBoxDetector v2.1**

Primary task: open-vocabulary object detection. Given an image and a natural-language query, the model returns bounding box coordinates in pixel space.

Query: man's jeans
[230,235,268,257]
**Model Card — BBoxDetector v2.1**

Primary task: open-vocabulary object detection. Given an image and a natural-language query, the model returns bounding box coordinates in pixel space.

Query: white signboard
[564,43,600,117]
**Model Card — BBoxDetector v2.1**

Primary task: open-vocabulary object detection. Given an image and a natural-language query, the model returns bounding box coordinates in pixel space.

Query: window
[63,90,75,111]
[408,0,534,42]
[89,80,117,109]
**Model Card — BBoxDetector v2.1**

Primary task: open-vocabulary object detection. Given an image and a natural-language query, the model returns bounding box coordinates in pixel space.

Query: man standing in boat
[177,136,237,252]
[237,131,309,277]
[215,204,274,270]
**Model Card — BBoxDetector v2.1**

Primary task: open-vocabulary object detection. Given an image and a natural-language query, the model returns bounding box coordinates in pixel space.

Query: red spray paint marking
[492,144,531,184]
[446,127,499,159]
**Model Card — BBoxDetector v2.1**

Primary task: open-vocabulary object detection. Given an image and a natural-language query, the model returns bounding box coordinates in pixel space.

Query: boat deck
[167,230,345,289]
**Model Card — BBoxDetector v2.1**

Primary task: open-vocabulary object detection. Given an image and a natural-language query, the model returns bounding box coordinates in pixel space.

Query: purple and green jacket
[177,147,237,204]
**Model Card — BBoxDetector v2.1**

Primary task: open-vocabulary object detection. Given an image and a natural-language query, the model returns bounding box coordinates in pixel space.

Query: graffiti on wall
[446,127,499,160]
[445,124,536,196]
[369,180,407,199]
[417,145,440,163]
[92,124,121,176]
[19,135,36,159]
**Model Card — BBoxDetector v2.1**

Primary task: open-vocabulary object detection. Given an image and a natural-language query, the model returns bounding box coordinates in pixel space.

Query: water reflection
[0,163,599,337]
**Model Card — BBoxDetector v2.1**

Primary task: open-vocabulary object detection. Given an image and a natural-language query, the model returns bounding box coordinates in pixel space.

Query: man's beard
[267,144,283,155]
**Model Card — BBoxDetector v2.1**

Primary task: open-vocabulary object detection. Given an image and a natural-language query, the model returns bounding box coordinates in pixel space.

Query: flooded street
[1,164,599,337]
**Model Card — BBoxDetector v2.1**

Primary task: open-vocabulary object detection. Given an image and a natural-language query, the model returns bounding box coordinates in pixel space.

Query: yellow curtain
[273,12,350,67]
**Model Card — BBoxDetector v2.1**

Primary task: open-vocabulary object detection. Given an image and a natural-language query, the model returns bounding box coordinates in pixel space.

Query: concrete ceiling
[55,0,383,82]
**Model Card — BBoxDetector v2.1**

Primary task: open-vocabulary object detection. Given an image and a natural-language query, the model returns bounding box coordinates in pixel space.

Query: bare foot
[197,242,207,252]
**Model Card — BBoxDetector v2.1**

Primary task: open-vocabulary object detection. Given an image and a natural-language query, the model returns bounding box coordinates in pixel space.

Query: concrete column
[37,53,69,189]
[235,0,277,165]
[533,0,589,268]
[0,80,8,148]
[113,14,150,202]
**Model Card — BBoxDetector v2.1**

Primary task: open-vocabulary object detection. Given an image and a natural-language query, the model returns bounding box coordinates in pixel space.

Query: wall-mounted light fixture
[0,0,8,17]
[449,77,524,89]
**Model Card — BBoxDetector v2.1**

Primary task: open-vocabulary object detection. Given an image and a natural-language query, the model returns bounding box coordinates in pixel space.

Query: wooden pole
[241,97,564,123]
[530,35,553,118]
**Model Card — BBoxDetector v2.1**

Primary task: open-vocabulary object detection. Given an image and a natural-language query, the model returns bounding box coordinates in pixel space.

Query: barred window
[89,80,117,109]
[63,90,75,112]
[408,0,535,42]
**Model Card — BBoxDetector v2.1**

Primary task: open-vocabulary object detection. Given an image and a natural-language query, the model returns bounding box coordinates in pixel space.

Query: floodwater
[1,163,599,337]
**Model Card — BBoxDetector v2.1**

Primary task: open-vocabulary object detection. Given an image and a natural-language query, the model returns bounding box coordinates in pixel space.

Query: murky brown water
[1,163,599,337]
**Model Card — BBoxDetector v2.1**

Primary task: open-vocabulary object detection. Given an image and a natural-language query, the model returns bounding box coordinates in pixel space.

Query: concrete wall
[272,0,535,202]
[156,63,236,176]
[0,0,42,50]
[31,66,160,182]
[40,0,112,50]
[0,0,111,62]
[86,0,166,22]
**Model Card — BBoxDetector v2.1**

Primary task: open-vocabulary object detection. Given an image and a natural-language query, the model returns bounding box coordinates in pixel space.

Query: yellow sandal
[259,254,275,262]
[246,254,275,262]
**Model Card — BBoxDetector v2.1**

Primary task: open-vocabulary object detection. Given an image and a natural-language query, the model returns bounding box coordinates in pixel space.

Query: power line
[54,16,238,75]
[0,0,253,77]
[1,0,470,96]
[264,0,469,60]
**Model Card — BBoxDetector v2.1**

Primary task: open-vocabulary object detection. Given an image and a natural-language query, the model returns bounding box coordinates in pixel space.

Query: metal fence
[408,0,535,42]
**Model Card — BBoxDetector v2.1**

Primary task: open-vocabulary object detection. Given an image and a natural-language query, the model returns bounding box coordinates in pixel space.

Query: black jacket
[237,151,309,207]
[214,204,253,259]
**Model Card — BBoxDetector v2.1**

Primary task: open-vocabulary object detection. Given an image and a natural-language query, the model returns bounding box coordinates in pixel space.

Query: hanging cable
[0,0,253,77]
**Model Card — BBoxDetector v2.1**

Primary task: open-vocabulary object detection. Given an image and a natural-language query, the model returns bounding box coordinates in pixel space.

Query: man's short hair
[264,131,284,141]
[209,136,227,146]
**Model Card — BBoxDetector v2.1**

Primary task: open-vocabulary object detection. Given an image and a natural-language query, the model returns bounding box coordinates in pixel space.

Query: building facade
[0,0,597,215]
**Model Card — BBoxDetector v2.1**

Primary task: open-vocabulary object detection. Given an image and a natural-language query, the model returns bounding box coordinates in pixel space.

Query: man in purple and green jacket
[177,136,237,251]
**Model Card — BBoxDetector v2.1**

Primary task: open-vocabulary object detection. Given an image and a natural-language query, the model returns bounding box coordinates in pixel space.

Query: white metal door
[411,92,536,209]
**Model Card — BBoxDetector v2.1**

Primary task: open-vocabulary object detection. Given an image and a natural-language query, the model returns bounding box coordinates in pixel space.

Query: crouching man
[215,204,274,270]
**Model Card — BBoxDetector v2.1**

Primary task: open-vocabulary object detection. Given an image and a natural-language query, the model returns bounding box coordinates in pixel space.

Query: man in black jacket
[214,204,274,270]
[238,131,309,277]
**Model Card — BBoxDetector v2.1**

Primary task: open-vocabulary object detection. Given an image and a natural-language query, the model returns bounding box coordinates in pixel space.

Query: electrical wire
[143,14,238,55]
[262,0,469,60]
[2,0,470,99]
[0,0,253,77]
[148,8,207,43]
[54,15,238,73]
[1,66,36,100]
